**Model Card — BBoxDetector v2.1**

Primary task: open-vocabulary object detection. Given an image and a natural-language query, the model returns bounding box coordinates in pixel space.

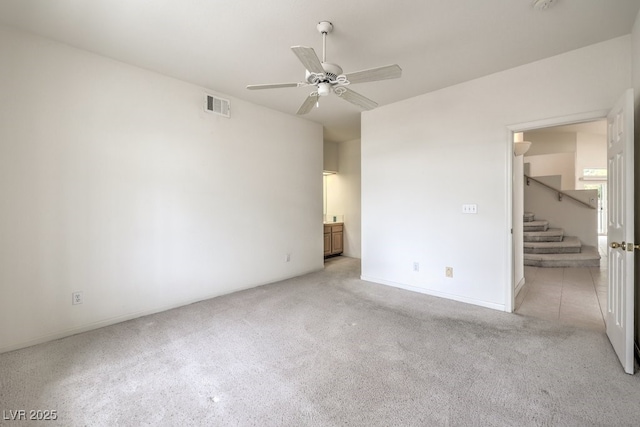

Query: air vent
[205,94,230,117]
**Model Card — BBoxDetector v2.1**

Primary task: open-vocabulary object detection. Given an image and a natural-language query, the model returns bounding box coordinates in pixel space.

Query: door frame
[506,109,610,313]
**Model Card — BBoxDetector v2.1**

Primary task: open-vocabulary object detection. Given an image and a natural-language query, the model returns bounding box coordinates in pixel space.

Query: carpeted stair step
[523,220,549,232]
[524,236,582,254]
[523,228,564,242]
[523,212,535,222]
[524,245,601,267]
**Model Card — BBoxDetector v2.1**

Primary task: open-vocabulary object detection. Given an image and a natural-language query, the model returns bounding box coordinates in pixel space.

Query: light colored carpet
[1,256,638,426]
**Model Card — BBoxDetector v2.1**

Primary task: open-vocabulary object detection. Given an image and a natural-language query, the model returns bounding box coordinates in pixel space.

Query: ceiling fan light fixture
[317,82,332,96]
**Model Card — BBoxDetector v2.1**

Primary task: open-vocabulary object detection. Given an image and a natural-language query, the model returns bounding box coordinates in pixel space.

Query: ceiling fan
[246,21,402,115]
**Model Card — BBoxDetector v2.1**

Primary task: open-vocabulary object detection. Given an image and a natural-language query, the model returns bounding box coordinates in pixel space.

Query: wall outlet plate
[445,267,453,278]
[72,291,83,305]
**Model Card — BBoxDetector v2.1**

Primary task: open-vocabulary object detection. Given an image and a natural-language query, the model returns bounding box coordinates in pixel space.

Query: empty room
[1,1,640,425]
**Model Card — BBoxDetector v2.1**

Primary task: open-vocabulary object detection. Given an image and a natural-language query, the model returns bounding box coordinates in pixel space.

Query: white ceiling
[1,0,638,143]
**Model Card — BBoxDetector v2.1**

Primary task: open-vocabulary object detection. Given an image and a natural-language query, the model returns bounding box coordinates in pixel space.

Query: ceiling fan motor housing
[306,62,344,84]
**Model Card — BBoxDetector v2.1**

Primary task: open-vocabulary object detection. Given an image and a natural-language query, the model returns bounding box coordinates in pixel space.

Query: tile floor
[515,236,608,332]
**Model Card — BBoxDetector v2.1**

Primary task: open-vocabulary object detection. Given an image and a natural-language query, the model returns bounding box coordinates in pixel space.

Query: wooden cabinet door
[331,231,343,254]
[324,232,331,256]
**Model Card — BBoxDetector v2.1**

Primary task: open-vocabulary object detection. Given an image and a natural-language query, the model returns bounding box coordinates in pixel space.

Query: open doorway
[512,119,608,331]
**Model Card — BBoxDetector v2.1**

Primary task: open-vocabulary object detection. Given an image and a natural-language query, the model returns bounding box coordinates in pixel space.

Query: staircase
[523,212,601,268]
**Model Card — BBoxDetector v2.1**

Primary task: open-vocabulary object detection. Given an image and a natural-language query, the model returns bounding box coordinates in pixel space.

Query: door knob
[611,241,640,251]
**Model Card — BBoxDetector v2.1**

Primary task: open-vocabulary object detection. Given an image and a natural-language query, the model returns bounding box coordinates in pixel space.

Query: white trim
[360,276,506,311]
[505,128,514,313]
[507,110,609,133]
[515,277,526,297]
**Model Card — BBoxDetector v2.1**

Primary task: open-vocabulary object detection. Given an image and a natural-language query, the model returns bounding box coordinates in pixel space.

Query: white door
[606,89,635,374]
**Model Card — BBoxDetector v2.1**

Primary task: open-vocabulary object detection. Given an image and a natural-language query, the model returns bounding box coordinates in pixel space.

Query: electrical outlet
[445,267,453,278]
[413,262,420,272]
[285,253,291,262]
[72,291,83,305]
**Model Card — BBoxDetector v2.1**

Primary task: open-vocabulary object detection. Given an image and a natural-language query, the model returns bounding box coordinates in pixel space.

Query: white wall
[525,152,576,190]
[575,132,607,190]
[362,35,632,311]
[0,26,323,352]
[324,141,341,223]
[521,129,606,190]
[524,131,576,156]
[522,131,576,190]
[338,139,361,258]
[323,141,339,173]
[325,173,342,221]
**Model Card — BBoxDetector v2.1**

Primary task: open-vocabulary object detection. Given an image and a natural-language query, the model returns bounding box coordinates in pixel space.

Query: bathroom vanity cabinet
[324,223,343,257]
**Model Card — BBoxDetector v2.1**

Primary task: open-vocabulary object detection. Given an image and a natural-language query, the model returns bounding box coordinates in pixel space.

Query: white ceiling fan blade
[297,94,317,115]
[291,46,325,74]
[336,88,378,110]
[246,82,305,90]
[345,64,402,85]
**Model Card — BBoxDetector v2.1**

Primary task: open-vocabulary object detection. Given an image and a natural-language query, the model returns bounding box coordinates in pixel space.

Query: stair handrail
[524,174,596,210]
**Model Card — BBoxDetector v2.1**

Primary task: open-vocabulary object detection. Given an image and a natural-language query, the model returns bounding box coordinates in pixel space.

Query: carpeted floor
[1,256,638,426]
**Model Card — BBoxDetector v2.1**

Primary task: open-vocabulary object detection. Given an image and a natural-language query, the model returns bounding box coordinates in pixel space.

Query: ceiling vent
[205,94,230,117]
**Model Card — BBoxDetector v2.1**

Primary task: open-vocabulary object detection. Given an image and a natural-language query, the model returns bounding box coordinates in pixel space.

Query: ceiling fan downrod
[322,32,326,62]
[317,21,333,63]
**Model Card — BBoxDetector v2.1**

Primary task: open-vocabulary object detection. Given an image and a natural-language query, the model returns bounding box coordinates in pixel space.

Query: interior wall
[338,139,361,258]
[324,141,342,224]
[575,132,607,190]
[522,131,576,190]
[0,26,324,353]
[325,173,342,221]
[523,132,577,156]
[524,152,576,190]
[361,35,632,310]
[323,141,339,173]
[522,129,606,191]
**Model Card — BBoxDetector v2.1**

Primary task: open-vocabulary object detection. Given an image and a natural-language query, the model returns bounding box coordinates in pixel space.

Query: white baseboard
[514,277,526,297]
[360,275,505,311]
